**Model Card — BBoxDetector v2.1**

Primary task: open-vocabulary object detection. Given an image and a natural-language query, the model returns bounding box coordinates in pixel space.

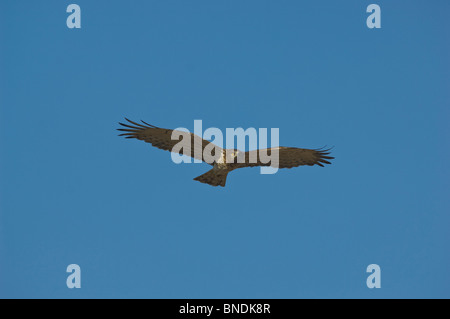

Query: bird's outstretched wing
[117,118,222,164]
[231,147,334,169]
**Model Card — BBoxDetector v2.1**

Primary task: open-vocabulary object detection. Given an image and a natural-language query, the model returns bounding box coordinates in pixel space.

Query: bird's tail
[194,169,228,187]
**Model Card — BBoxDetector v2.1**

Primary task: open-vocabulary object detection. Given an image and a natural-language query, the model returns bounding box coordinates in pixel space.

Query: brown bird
[118,118,334,187]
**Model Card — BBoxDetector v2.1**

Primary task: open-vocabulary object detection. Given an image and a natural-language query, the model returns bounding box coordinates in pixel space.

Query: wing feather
[232,147,334,169]
[117,118,222,164]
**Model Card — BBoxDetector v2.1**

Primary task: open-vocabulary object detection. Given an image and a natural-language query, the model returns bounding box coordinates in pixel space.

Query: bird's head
[225,149,241,163]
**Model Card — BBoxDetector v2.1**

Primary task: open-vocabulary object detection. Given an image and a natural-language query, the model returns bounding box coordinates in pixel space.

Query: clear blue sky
[0,0,449,298]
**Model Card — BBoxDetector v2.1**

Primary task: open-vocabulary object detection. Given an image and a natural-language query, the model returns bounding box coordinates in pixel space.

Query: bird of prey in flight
[118,118,334,187]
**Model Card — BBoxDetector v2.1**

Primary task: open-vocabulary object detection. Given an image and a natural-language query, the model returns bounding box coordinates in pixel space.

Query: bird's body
[196,149,240,186]
[118,118,334,187]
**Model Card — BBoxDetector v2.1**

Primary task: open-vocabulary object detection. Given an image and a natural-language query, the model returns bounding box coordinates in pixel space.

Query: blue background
[0,0,449,298]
